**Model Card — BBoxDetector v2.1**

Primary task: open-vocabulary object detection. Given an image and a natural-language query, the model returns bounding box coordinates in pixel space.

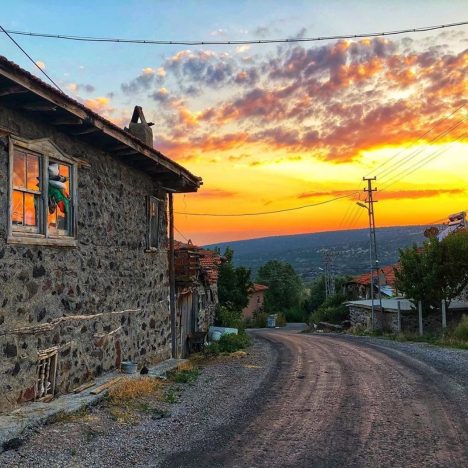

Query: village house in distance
[0,56,203,413]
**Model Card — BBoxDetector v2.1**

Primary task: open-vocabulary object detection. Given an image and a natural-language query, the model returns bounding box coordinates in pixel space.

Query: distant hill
[205,226,427,281]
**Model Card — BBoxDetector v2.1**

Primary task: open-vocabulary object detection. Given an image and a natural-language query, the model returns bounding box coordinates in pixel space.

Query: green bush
[252,311,267,328]
[203,342,221,357]
[454,315,468,341]
[310,304,348,325]
[276,313,287,327]
[284,307,306,322]
[218,333,251,353]
[215,305,243,328]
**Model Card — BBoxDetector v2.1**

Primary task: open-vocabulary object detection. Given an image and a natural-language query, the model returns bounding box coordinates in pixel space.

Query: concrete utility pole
[360,177,383,329]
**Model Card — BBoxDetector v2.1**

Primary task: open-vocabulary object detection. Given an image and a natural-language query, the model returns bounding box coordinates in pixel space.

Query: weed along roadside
[0,331,259,463]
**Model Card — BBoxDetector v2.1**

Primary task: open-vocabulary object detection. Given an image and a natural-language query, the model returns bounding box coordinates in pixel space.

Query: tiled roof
[352,263,400,287]
[173,240,221,284]
[252,283,269,292]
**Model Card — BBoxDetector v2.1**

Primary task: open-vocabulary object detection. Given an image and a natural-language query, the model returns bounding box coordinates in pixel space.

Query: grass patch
[164,387,178,404]
[107,377,162,403]
[168,362,201,384]
[105,377,167,424]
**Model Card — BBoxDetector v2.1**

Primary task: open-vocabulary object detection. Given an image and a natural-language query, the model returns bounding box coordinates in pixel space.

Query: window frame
[146,195,163,251]
[8,136,78,247]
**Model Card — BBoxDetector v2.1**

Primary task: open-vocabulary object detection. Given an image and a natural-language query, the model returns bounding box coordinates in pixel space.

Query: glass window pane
[24,193,39,227]
[12,190,24,226]
[13,150,26,188]
[48,162,72,236]
[26,154,40,191]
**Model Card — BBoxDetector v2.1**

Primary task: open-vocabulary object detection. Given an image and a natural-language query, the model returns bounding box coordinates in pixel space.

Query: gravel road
[1,328,467,468]
[166,329,468,468]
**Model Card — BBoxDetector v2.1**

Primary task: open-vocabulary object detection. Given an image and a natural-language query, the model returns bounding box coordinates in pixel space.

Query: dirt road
[165,328,468,468]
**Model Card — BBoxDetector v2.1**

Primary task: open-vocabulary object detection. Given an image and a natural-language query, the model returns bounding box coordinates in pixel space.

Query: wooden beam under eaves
[51,116,84,126]
[112,148,139,156]
[70,127,101,136]
[0,85,28,97]
[22,102,57,112]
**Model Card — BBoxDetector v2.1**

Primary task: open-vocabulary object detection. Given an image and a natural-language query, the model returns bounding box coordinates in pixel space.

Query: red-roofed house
[242,283,269,320]
[345,264,400,300]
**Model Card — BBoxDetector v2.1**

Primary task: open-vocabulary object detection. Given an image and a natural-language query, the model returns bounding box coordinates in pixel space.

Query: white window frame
[8,136,78,247]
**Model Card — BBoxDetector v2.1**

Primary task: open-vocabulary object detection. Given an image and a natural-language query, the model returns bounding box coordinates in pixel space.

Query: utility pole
[362,177,383,329]
[323,250,336,299]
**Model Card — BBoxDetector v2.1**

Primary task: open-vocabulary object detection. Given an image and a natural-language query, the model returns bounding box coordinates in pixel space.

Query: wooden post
[418,300,423,336]
[168,193,177,358]
[397,300,401,333]
[441,300,447,329]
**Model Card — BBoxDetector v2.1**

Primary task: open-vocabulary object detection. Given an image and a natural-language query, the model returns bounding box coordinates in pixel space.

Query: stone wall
[0,106,172,413]
[349,304,467,333]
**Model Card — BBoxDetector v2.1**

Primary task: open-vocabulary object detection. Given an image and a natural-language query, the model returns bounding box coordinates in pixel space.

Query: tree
[217,247,252,312]
[257,260,304,318]
[395,230,468,310]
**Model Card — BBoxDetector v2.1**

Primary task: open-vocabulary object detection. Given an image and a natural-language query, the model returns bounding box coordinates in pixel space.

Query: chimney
[124,106,154,147]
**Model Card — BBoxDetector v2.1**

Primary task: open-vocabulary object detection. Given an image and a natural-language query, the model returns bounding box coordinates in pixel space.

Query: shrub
[215,305,242,328]
[454,315,468,341]
[252,311,267,328]
[310,303,348,325]
[276,313,287,327]
[203,341,221,357]
[218,333,251,353]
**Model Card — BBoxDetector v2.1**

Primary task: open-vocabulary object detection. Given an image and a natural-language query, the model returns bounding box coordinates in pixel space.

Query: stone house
[0,56,201,412]
[174,241,221,356]
[344,264,399,300]
[242,283,268,320]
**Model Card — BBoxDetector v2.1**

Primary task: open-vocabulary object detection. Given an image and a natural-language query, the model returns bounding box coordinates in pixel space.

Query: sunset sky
[2,1,467,244]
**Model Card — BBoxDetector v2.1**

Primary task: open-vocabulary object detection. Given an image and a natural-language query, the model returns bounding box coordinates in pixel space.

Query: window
[9,138,77,246]
[147,196,160,249]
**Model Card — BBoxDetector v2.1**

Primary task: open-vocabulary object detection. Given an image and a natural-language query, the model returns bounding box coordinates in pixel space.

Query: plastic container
[121,361,137,374]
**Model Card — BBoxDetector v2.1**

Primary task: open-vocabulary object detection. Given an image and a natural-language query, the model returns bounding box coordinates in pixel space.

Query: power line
[174,226,189,242]
[375,117,467,182]
[364,103,466,180]
[4,21,468,46]
[379,130,467,191]
[174,192,358,217]
[0,24,64,92]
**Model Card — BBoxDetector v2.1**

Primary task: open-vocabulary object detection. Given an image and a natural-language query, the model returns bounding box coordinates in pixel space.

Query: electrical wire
[364,103,466,179]
[0,24,64,92]
[174,192,359,217]
[379,130,467,191]
[4,21,468,46]
[375,117,467,182]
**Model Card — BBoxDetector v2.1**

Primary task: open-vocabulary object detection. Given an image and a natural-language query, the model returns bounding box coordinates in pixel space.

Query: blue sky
[1,1,467,243]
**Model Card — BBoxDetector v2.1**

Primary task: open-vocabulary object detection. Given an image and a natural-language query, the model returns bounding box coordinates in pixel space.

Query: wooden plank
[90,377,123,395]
[73,381,96,394]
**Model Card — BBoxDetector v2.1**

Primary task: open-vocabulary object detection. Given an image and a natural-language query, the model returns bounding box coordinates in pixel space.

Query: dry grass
[107,377,163,403]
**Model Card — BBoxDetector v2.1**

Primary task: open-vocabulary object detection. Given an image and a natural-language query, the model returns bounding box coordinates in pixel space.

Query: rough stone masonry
[0,104,173,413]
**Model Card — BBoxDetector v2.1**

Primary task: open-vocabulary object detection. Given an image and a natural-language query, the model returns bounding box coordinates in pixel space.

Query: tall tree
[257,260,303,314]
[395,230,468,310]
[217,247,252,311]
